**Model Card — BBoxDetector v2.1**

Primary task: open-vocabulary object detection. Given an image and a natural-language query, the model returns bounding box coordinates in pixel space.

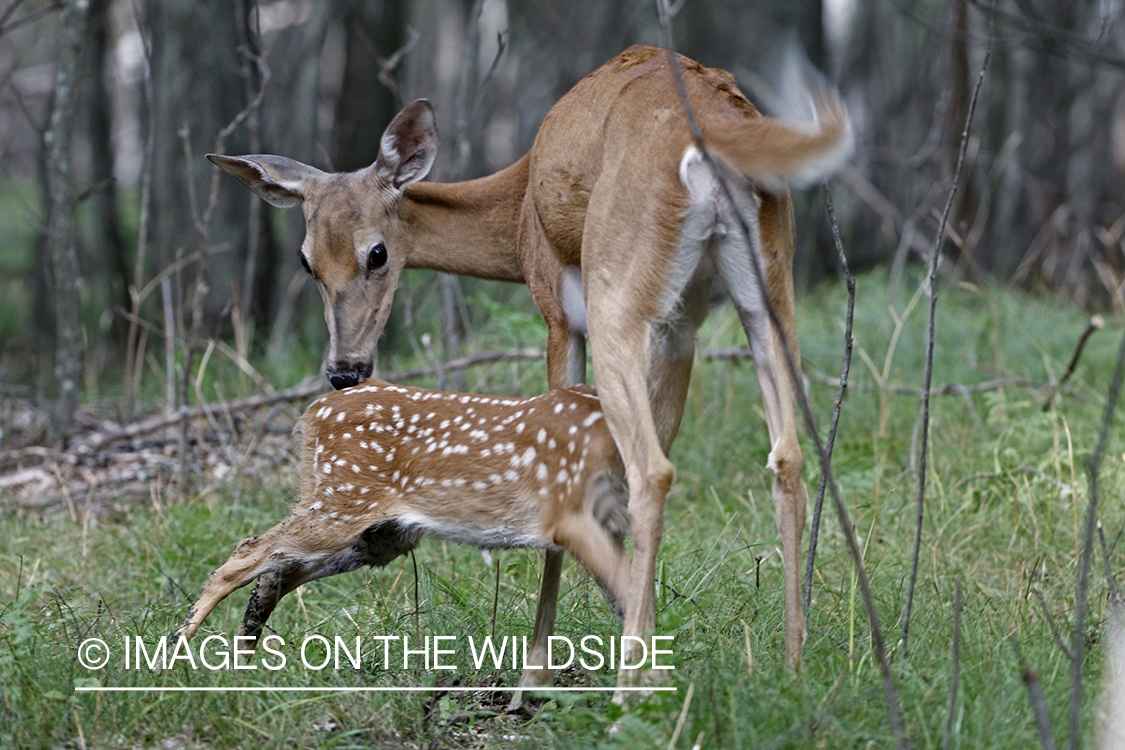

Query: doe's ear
[207,154,323,208]
[374,100,439,191]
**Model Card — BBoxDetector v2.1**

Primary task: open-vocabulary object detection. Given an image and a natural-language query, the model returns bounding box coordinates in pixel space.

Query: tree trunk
[333,0,408,172]
[44,0,93,442]
[87,0,130,352]
[146,0,249,322]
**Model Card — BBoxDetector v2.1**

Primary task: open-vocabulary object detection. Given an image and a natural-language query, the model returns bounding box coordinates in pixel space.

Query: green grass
[1,269,1123,748]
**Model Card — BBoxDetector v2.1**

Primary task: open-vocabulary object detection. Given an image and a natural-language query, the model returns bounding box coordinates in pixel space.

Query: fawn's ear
[374,100,439,191]
[208,154,324,208]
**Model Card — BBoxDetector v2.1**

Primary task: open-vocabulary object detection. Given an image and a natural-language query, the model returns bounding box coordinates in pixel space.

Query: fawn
[173,379,630,651]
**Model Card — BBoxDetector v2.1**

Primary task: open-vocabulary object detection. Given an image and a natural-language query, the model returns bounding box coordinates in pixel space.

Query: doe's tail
[703,45,853,192]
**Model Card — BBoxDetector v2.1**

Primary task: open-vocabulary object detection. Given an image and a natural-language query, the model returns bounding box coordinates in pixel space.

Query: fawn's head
[209,101,438,390]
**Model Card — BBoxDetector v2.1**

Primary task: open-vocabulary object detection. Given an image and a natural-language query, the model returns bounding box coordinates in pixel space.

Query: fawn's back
[295,380,629,555]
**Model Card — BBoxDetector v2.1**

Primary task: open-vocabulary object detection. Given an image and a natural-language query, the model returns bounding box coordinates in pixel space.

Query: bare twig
[0,0,59,37]
[1069,321,1125,750]
[0,0,27,31]
[236,30,268,326]
[1015,638,1059,750]
[1033,588,1074,660]
[172,43,271,497]
[74,176,116,203]
[1042,315,1104,411]
[655,1,906,745]
[376,26,420,108]
[942,579,962,750]
[803,182,856,614]
[469,30,509,133]
[902,8,992,654]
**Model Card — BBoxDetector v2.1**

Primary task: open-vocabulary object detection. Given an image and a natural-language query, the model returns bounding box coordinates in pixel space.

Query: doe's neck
[398,155,530,282]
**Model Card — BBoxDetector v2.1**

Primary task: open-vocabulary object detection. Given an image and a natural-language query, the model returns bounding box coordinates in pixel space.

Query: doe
[173,380,630,650]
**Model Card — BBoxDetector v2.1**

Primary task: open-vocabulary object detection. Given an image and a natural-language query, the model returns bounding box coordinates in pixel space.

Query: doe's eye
[298,252,314,278]
[367,242,388,275]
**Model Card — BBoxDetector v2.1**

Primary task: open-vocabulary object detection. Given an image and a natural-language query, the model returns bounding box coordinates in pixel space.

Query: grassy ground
[1,269,1123,749]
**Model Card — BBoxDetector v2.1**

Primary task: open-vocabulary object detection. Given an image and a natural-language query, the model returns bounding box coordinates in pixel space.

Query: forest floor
[1,269,1123,749]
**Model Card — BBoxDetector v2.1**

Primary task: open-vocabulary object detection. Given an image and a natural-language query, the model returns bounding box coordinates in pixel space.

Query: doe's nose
[326,362,372,390]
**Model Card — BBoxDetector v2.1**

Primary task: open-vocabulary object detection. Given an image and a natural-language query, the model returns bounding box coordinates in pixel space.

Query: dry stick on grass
[1068,322,1125,750]
[1042,315,1105,411]
[653,1,906,746]
[803,183,855,614]
[61,347,546,455]
[902,19,992,655]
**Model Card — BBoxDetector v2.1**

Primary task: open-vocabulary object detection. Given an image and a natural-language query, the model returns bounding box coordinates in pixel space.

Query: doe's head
[209,100,439,390]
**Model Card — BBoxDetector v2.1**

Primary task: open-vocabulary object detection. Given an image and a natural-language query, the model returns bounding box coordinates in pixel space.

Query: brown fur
[209,45,852,685]
[173,380,630,648]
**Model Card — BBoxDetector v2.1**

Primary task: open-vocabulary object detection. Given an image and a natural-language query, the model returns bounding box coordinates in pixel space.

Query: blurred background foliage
[1,0,1123,431]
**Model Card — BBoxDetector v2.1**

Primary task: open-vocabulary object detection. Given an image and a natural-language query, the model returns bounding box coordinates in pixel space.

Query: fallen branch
[61,347,545,455]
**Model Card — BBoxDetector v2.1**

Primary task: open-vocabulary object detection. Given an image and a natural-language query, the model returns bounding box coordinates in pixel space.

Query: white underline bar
[75,686,677,693]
